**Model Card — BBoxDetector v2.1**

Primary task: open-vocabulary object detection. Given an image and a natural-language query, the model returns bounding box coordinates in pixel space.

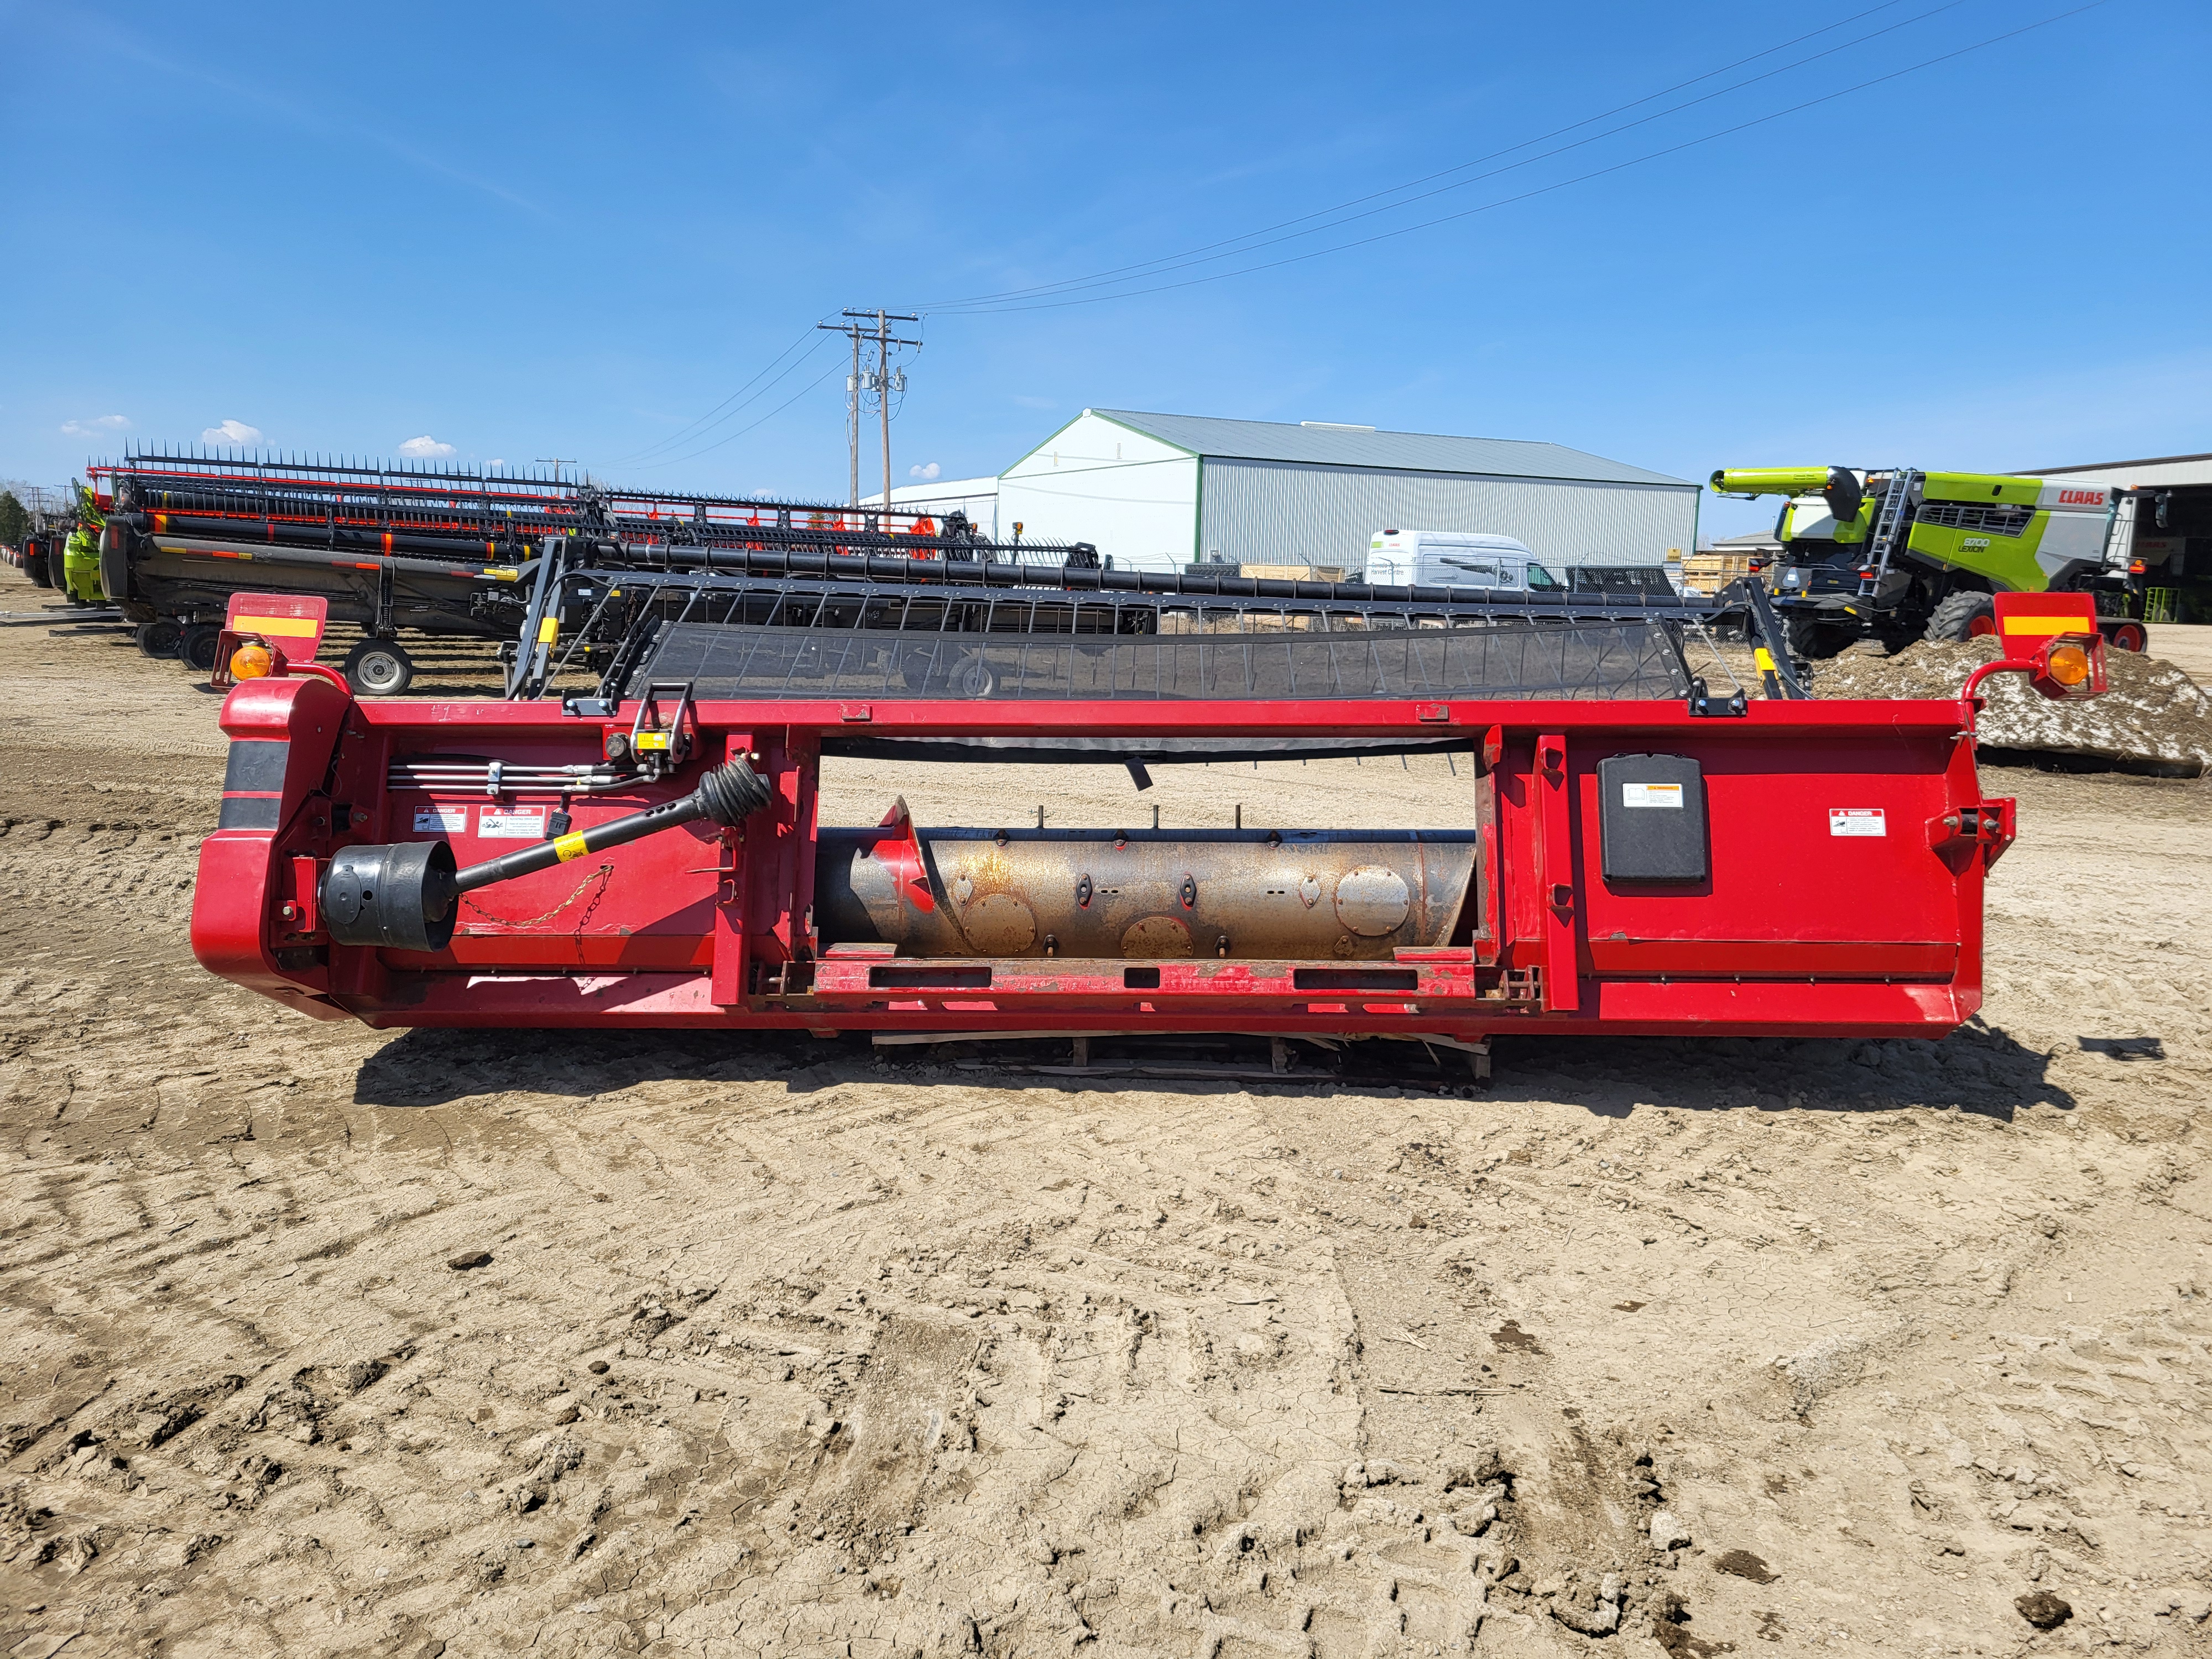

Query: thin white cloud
[397,435,457,459]
[909,461,942,480]
[202,419,264,446]
[60,414,131,437]
[77,15,552,219]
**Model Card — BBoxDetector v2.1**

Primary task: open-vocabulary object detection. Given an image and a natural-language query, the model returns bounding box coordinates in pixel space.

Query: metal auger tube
[321,758,772,952]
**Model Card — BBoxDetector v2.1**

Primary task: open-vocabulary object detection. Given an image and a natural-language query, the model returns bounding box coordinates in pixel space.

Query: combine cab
[189,593,2104,1060]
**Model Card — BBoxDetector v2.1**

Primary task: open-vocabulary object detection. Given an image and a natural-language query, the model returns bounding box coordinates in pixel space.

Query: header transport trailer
[82,451,1088,692]
[74,451,1733,700]
[188,593,2105,1056]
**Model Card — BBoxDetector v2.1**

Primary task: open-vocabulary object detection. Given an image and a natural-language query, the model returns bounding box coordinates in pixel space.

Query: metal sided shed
[995,409,1699,577]
[2019,452,2212,621]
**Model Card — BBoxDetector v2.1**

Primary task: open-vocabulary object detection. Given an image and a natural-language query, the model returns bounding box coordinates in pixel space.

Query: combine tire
[345,639,416,697]
[1927,592,1997,642]
[179,624,223,674]
[135,618,184,659]
[2104,620,2147,653]
[1785,615,1852,660]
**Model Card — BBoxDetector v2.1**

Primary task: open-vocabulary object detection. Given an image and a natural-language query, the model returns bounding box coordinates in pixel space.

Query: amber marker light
[229,640,276,680]
[2043,643,2091,687]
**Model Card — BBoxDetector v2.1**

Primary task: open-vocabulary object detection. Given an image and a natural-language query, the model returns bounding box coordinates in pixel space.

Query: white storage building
[859,476,1001,534]
[993,409,1699,577]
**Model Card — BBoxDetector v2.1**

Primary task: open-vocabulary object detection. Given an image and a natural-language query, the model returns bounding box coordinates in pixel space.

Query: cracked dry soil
[3,626,2210,1657]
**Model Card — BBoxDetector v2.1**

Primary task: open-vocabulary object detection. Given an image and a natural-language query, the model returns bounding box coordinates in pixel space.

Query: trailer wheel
[135,618,184,659]
[1927,591,1996,642]
[345,639,416,697]
[953,655,998,698]
[2103,620,2147,653]
[179,624,223,674]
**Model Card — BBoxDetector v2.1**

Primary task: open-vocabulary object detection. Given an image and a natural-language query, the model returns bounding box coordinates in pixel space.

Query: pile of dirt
[1812,638,2211,774]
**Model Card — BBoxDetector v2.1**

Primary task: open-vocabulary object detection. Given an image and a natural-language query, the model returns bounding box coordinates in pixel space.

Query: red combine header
[189,594,2107,1066]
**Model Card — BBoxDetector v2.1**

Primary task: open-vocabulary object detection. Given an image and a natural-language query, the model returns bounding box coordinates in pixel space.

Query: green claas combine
[56,482,106,605]
[1710,466,2145,659]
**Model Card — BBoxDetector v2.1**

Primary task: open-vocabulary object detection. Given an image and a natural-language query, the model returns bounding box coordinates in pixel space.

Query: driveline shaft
[321,757,772,952]
[452,757,772,894]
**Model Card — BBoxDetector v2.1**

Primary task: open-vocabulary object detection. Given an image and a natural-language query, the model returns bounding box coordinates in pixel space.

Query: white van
[1366,529,1564,592]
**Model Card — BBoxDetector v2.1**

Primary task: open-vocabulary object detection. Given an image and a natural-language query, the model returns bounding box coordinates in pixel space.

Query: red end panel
[222,592,329,662]
[1575,729,1966,982]
[1992,589,2096,648]
[191,673,356,1018]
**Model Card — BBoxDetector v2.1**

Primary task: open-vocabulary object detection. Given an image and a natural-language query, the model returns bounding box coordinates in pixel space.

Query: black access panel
[1597,754,1708,882]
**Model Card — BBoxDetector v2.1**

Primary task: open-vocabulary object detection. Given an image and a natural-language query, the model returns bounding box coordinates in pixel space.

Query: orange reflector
[2043,643,2091,687]
[229,641,276,680]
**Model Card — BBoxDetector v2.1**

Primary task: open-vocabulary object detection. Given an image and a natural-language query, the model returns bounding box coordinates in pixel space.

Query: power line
[609,0,2105,475]
[919,0,1949,312]
[926,0,2110,316]
[617,2,1952,463]
[613,326,837,466]
[633,355,854,471]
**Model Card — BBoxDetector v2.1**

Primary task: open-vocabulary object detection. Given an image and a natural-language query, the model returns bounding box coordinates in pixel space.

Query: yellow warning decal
[235,614,321,638]
[1753,646,1776,672]
[552,831,589,862]
[635,731,671,750]
[537,617,560,645]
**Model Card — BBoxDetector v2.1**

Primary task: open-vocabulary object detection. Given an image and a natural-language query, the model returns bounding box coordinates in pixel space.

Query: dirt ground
[3,614,2211,1658]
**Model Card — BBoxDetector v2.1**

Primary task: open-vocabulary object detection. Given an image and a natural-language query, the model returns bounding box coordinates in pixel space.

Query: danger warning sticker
[1829,808,1887,837]
[413,806,468,834]
[479,806,547,840]
[1621,782,1684,808]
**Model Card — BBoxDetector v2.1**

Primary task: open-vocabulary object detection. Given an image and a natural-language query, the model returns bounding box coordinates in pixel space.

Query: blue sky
[3,0,2205,539]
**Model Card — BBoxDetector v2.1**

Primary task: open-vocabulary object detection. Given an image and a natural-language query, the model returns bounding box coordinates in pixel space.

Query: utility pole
[820,319,864,506]
[820,309,918,514]
[846,328,860,508]
[535,457,578,484]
